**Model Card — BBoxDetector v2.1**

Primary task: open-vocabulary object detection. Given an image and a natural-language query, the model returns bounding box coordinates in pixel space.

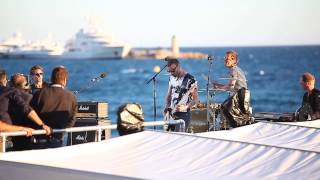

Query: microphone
[100,73,107,78]
[91,73,107,82]
[207,55,214,61]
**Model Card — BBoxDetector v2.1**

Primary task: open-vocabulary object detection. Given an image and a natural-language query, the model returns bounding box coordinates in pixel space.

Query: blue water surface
[1,46,319,127]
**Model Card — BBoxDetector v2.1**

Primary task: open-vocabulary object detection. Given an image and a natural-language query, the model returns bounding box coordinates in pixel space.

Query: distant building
[127,35,207,60]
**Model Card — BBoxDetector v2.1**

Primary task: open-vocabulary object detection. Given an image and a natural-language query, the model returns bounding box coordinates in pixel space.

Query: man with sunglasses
[163,57,199,132]
[29,65,48,95]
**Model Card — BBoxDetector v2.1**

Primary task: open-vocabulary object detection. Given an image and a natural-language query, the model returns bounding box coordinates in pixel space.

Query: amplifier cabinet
[76,101,108,118]
[67,118,112,145]
[68,118,98,145]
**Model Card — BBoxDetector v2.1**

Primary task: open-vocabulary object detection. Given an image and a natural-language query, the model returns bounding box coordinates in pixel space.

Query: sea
[1,46,319,135]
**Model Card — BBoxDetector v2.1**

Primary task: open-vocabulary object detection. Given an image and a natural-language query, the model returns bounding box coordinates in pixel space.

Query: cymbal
[219,77,247,81]
[198,88,229,93]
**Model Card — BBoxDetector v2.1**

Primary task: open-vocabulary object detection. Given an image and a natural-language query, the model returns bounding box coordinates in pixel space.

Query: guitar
[164,82,197,122]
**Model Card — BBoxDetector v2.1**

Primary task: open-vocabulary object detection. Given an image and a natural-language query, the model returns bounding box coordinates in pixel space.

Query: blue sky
[0,0,319,47]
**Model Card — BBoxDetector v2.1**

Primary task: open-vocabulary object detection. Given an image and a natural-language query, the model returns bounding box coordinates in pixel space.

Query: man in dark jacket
[300,72,320,120]
[10,73,34,150]
[0,69,51,150]
[31,66,77,148]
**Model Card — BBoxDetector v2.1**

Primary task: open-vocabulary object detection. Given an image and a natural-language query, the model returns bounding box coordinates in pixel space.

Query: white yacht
[0,33,25,58]
[62,28,131,59]
[0,33,63,59]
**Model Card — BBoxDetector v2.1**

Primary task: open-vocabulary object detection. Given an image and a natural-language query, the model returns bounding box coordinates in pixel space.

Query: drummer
[213,50,247,94]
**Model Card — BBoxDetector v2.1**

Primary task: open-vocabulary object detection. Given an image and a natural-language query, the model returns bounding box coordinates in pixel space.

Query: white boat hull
[62,46,129,59]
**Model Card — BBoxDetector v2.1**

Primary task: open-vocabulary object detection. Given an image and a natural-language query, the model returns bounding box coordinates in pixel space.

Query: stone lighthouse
[171,35,180,58]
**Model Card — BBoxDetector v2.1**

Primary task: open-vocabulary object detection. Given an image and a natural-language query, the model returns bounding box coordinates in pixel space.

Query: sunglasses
[168,66,178,73]
[32,73,43,77]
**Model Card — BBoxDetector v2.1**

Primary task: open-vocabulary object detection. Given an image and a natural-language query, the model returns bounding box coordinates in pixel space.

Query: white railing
[0,120,185,153]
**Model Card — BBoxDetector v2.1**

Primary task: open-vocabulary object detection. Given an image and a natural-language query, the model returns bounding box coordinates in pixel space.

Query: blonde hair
[226,50,238,61]
[302,72,315,83]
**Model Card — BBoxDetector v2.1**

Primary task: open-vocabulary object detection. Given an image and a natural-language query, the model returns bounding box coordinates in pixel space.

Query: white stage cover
[197,120,320,152]
[1,121,320,180]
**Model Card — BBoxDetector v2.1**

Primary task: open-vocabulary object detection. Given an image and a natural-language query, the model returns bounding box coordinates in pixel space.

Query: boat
[0,33,26,58]
[62,27,131,60]
[0,33,63,59]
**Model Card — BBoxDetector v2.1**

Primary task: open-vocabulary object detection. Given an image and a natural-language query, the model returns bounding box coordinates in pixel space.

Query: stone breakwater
[126,48,207,60]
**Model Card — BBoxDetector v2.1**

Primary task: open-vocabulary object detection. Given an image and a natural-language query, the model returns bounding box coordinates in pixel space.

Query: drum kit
[190,77,237,133]
[166,56,246,133]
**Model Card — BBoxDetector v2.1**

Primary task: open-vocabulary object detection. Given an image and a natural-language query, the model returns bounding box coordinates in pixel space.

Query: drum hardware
[205,55,220,131]
[198,88,230,93]
[218,77,248,82]
[190,103,222,133]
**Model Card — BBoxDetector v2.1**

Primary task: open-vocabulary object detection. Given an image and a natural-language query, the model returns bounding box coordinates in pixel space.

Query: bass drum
[190,109,208,133]
[188,103,221,133]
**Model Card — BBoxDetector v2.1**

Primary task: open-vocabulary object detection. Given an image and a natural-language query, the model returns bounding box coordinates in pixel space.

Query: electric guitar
[164,82,197,122]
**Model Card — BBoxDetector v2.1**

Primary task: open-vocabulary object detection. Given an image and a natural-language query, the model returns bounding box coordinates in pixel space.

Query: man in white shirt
[163,57,198,132]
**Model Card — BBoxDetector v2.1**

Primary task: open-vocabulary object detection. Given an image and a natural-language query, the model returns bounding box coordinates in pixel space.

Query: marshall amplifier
[68,118,98,145]
[68,118,112,145]
[76,101,108,119]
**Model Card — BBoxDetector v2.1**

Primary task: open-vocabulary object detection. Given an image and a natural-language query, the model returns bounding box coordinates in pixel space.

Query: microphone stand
[73,73,106,95]
[146,64,168,130]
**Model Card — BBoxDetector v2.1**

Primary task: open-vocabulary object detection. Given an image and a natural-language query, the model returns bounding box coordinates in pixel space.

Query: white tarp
[197,120,320,152]
[1,127,320,180]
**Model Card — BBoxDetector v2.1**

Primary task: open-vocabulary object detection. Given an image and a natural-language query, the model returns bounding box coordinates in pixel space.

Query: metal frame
[0,120,185,153]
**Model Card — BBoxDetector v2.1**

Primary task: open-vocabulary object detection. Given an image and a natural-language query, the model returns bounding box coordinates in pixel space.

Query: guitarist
[299,72,320,120]
[163,57,198,132]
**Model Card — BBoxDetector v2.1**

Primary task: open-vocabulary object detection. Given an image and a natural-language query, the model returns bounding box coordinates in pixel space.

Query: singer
[163,57,199,132]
